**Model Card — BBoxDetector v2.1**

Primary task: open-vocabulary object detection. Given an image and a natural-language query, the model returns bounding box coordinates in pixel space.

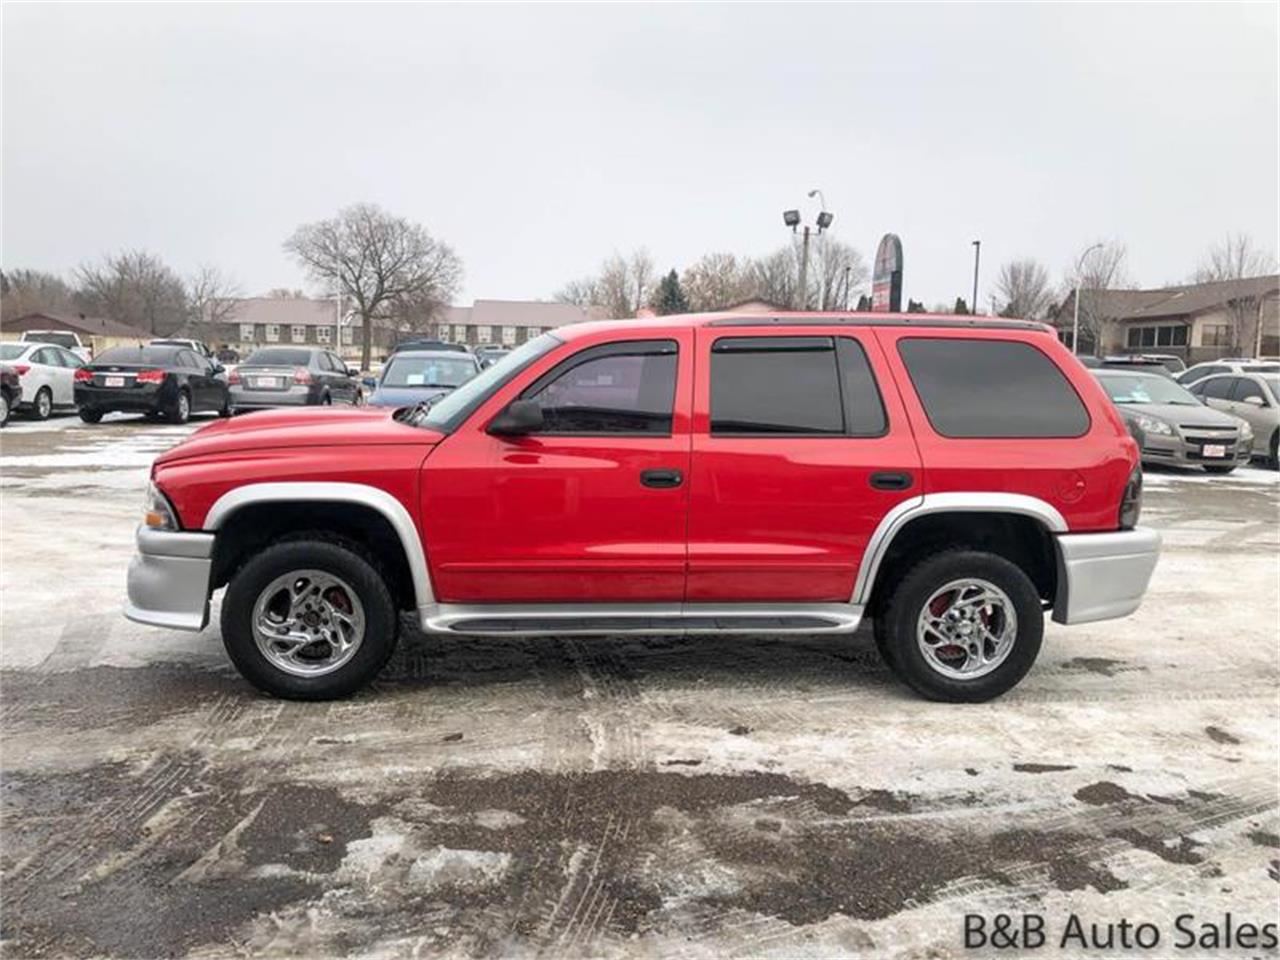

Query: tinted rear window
[243,348,313,366]
[898,338,1089,438]
[94,345,182,365]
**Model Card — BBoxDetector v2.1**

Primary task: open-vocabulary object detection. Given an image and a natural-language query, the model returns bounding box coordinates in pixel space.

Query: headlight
[142,482,179,530]
[1237,418,1254,442]
[1134,414,1174,436]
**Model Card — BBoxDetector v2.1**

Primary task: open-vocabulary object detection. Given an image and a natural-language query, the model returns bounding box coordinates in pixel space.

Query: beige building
[431,299,608,347]
[1,311,152,355]
[1053,275,1279,362]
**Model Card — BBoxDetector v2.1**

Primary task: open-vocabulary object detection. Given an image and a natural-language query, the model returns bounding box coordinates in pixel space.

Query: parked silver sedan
[1093,370,1253,474]
[1187,372,1280,468]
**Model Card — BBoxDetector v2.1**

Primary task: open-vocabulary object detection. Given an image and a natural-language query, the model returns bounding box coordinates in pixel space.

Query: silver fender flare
[851,492,1068,605]
[204,481,435,611]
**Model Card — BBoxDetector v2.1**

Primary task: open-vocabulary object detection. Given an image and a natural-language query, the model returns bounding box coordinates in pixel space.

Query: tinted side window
[711,337,843,435]
[522,340,677,435]
[836,338,887,436]
[1201,377,1234,400]
[898,338,1090,438]
[1231,378,1266,404]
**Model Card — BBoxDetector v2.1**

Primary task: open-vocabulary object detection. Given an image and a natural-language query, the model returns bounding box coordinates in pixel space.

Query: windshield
[0,344,31,361]
[1098,373,1201,406]
[94,346,182,365]
[381,355,476,389]
[23,332,77,348]
[415,333,560,432]
[243,348,313,367]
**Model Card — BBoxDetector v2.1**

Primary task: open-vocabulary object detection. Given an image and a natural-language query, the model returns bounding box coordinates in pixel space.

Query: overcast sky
[3,3,1277,309]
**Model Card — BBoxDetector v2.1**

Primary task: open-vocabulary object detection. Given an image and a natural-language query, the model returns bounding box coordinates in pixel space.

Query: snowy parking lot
[1,413,1277,958]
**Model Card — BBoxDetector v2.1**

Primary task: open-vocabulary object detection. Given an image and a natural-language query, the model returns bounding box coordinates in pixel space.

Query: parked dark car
[368,350,481,408]
[0,364,20,427]
[477,347,511,369]
[229,347,362,410]
[74,345,231,423]
[390,338,469,355]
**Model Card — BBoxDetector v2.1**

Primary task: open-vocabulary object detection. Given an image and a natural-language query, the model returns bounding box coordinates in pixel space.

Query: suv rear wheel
[221,537,398,699]
[877,549,1043,702]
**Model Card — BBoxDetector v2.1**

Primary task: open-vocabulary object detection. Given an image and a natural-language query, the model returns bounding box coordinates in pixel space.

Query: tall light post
[1072,242,1104,355]
[783,190,834,310]
[971,240,981,315]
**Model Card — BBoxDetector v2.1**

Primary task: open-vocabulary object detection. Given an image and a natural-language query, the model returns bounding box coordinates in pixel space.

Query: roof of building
[1056,275,1280,324]
[213,297,344,327]
[440,299,610,329]
[3,311,153,339]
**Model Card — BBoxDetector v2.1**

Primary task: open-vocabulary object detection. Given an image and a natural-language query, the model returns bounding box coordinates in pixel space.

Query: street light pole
[971,240,981,315]
[1072,242,1104,355]
[797,226,811,310]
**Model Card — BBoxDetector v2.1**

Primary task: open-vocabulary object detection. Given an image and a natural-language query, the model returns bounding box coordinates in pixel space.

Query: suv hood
[1122,402,1240,428]
[156,406,442,464]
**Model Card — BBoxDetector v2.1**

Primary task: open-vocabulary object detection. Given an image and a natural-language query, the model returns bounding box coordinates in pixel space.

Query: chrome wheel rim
[916,578,1017,680]
[177,393,189,420]
[251,569,366,677]
[37,391,51,417]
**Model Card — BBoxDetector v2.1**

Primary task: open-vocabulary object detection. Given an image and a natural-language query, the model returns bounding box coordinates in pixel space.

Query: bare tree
[264,287,308,299]
[994,258,1054,319]
[811,238,869,310]
[1,268,76,323]
[1063,241,1130,354]
[555,249,655,318]
[185,264,242,331]
[284,203,463,368]
[1193,233,1278,354]
[74,250,188,335]
[745,246,799,307]
[681,252,752,311]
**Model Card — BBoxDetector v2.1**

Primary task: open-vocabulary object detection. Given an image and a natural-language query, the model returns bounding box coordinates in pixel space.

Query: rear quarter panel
[874,327,1136,531]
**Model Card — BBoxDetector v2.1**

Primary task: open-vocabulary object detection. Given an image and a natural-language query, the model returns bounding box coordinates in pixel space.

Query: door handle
[869,471,913,491]
[641,468,683,489]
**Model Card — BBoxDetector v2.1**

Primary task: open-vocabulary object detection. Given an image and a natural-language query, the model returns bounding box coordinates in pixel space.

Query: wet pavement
[2,412,1277,957]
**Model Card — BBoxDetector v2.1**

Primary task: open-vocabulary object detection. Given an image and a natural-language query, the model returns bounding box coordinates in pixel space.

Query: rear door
[687,326,921,602]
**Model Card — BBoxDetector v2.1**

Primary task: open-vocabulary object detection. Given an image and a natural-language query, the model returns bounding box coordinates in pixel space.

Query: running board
[419,603,864,636]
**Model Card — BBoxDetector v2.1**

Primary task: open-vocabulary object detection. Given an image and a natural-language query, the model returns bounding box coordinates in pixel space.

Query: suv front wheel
[877,550,1043,702]
[221,536,399,699]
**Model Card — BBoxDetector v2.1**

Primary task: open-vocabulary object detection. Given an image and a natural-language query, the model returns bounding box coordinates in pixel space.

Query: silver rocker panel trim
[851,492,1068,605]
[420,602,865,636]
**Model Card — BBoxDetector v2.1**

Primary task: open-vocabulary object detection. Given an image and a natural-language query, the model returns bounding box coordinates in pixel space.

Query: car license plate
[104,376,125,387]
[1203,444,1226,458]
[254,377,280,388]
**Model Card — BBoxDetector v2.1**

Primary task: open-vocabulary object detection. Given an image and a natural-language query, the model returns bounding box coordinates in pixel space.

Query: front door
[686,327,922,602]
[421,332,693,603]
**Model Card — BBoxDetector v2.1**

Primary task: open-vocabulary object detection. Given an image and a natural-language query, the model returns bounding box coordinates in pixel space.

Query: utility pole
[971,240,981,316]
[842,265,852,310]
[797,226,811,310]
[333,292,343,355]
[1072,242,1104,355]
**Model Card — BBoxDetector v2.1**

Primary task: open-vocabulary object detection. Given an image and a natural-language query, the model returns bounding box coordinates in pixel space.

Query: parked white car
[1176,359,1280,387]
[0,342,84,420]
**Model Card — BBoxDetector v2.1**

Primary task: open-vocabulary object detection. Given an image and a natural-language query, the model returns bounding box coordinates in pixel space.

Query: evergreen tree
[855,294,872,311]
[953,297,969,315]
[906,299,927,313]
[652,269,690,315]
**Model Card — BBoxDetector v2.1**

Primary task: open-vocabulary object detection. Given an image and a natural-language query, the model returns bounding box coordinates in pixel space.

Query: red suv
[127,313,1159,702]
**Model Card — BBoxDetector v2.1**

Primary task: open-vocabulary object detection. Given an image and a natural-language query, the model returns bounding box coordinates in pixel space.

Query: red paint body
[152,314,1138,604]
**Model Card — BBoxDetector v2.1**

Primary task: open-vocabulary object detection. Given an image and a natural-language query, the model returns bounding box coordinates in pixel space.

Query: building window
[265,324,280,342]
[526,326,541,338]
[477,325,493,344]
[450,324,466,342]
[1126,324,1187,349]
[502,326,517,346]
[291,325,307,343]
[239,323,255,342]
[317,326,332,343]
[1201,323,1233,347]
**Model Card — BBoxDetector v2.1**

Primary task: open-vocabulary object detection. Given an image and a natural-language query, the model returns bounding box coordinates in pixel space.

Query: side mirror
[1243,395,1266,407]
[212,363,225,375]
[348,367,361,378]
[488,399,544,436]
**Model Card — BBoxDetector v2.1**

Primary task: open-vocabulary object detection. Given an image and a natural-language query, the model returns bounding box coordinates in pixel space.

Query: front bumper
[124,526,215,631]
[1052,526,1161,625]
[1139,430,1250,468]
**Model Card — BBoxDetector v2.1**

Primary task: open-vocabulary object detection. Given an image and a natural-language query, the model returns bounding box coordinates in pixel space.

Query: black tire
[1269,432,1279,471]
[219,391,234,418]
[78,407,103,423]
[220,537,399,700]
[1203,464,1236,475]
[0,391,10,427]
[166,389,191,424]
[31,387,52,421]
[878,549,1043,703]
[321,392,332,406]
